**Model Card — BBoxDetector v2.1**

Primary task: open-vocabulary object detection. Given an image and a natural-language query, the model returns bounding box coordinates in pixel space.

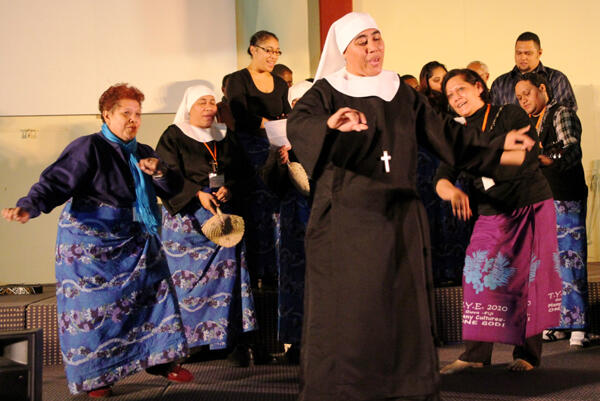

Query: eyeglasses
[255,45,282,56]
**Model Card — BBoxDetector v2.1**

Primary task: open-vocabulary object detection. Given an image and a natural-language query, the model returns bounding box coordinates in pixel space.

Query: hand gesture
[327,107,368,132]
[138,157,164,177]
[260,117,269,129]
[212,186,231,203]
[538,154,554,166]
[504,126,534,151]
[450,189,472,221]
[198,191,219,215]
[2,207,31,224]
[278,145,292,165]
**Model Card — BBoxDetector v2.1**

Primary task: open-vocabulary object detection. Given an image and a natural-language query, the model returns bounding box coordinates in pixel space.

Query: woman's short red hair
[98,83,145,122]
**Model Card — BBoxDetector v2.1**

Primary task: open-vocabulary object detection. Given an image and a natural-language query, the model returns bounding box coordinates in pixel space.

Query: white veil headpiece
[174,85,226,143]
[314,12,399,102]
[288,80,314,107]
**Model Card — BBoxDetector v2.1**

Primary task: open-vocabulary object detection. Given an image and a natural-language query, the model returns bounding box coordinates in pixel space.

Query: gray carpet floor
[42,340,600,401]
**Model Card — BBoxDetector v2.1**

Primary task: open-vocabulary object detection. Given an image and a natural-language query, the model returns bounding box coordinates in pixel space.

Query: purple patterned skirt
[462,199,562,345]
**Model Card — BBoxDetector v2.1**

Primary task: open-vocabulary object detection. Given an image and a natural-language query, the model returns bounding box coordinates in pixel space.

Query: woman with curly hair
[2,83,192,397]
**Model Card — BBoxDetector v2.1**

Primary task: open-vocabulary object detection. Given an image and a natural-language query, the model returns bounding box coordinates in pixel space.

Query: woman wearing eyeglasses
[227,30,290,139]
[225,30,292,364]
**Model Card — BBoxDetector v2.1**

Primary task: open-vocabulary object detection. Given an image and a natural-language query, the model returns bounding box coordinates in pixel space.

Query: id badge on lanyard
[205,143,224,188]
[209,172,225,188]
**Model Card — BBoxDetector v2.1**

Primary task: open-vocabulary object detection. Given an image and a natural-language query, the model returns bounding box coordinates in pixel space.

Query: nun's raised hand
[2,207,31,223]
[327,107,368,132]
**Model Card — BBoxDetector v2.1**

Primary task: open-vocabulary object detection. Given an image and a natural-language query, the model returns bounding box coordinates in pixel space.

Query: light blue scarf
[101,123,160,235]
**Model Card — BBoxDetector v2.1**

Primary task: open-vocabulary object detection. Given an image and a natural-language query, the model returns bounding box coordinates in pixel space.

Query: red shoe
[166,365,194,383]
[87,386,112,398]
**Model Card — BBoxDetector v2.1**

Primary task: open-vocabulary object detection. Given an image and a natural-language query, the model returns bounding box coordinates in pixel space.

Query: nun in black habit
[286,12,537,401]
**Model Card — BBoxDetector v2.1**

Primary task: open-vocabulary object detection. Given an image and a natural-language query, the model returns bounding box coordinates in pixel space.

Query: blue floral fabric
[277,187,310,345]
[553,200,588,329]
[161,205,257,349]
[234,131,309,345]
[55,200,188,394]
[234,132,280,284]
[417,146,473,286]
[463,250,518,294]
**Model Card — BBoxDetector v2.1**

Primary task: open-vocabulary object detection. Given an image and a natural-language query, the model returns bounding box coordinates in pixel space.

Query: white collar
[175,122,227,143]
[324,68,399,102]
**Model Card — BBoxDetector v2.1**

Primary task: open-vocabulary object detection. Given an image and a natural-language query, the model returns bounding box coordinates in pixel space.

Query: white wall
[235,0,317,83]
[2,1,600,284]
[0,0,237,283]
[0,113,174,284]
[352,0,600,174]
[354,0,600,259]
[0,0,237,115]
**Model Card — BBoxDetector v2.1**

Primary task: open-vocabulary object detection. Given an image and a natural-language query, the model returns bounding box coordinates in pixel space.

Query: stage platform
[1,263,599,399]
[36,339,600,401]
[1,263,599,365]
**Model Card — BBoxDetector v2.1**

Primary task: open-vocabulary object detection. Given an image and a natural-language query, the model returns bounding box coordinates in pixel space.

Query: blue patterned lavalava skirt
[161,204,257,349]
[234,131,280,283]
[278,186,309,345]
[553,200,588,329]
[234,130,310,345]
[55,200,188,394]
[417,146,474,286]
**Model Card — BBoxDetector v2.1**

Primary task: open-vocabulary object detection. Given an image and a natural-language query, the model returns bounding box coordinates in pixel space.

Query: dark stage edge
[41,341,600,401]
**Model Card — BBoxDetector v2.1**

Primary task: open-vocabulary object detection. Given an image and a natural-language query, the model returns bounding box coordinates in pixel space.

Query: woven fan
[201,207,245,248]
[287,161,310,197]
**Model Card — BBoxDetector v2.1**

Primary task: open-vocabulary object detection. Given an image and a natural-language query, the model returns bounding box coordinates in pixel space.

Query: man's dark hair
[400,74,417,81]
[516,72,553,100]
[273,64,292,76]
[516,32,541,49]
[442,68,491,104]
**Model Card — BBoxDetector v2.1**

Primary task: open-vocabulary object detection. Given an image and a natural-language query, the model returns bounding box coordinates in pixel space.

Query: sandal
[542,329,566,341]
[165,365,194,383]
[87,386,112,398]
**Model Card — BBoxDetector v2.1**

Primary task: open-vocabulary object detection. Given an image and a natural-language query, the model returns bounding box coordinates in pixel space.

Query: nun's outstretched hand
[327,107,368,132]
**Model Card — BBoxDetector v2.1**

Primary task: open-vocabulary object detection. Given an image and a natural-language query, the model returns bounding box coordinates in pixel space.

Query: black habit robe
[287,78,508,401]
[156,124,251,215]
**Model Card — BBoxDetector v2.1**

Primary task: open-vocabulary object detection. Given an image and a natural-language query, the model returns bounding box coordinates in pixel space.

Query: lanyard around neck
[203,142,217,165]
[530,106,547,131]
[480,104,491,131]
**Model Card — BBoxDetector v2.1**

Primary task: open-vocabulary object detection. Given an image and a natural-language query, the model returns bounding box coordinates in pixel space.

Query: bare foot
[440,359,484,375]
[507,358,534,372]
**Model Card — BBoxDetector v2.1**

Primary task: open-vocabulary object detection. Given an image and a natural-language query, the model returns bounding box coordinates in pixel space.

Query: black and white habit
[287,12,510,401]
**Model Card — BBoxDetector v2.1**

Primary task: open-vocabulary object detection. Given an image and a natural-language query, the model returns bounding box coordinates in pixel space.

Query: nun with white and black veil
[155,85,258,356]
[286,12,538,401]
